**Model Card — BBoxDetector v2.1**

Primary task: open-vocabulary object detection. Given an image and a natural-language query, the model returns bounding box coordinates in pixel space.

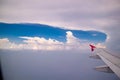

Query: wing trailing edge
[89,54,101,59]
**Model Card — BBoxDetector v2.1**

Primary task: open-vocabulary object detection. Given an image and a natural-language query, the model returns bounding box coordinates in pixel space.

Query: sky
[0,0,120,53]
[0,0,120,80]
[0,23,106,50]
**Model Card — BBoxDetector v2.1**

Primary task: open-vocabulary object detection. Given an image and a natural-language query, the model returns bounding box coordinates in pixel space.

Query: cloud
[20,36,64,50]
[0,0,119,30]
[66,31,79,44]
[104,25,120,53]
[0,0,120,53]
[0,31,100,51]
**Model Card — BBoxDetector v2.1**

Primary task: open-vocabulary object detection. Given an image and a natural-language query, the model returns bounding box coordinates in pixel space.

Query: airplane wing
[89,44,120,78]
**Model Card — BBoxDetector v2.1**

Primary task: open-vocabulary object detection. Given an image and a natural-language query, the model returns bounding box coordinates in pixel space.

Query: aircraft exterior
[90,45,120,78]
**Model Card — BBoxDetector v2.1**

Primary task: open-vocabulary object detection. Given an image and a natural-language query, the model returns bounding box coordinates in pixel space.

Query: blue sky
[0,22,107,50]
[0,22,106,43]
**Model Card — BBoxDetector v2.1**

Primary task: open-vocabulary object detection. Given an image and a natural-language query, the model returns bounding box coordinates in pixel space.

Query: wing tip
[89,44,96,52]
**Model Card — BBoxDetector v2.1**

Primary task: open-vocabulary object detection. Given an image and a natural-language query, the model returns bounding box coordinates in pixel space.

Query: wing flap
[89,54,101,59]
[94,65,113,73]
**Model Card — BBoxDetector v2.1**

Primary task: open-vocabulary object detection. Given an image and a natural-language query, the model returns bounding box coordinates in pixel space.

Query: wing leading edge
[89,44,120,78]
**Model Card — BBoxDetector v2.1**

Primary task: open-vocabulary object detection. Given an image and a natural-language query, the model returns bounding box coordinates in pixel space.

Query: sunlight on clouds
[66,31,79,44]
[20,36,64,50]
[20,37,63,45]
[95,43,106,48]
[0,37,64,50]
[0,31,105,51]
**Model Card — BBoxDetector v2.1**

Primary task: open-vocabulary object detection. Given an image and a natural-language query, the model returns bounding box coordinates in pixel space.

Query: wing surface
[90,45,120,78]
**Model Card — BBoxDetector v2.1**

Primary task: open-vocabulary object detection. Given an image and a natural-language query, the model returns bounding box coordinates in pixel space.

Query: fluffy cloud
[0,37,63,50]
[0,31,99,51]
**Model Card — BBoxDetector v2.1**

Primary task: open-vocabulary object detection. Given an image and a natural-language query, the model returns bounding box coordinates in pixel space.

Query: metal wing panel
[94,48,120,78]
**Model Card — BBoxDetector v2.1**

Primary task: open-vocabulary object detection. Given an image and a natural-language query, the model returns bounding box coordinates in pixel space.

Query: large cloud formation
[0,31,105,51]
[0,0,120,52]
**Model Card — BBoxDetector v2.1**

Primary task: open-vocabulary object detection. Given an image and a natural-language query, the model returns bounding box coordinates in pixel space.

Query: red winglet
[89,44,96,51]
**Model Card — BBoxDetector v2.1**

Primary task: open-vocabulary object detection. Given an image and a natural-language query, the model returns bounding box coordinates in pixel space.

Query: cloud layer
[0,0,120,52]
[0,31,105,51]
[1,0,119,30]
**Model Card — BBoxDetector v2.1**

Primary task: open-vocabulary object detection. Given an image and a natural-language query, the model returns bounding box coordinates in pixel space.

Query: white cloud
[0,31,93,51]
[66,31,79,44]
